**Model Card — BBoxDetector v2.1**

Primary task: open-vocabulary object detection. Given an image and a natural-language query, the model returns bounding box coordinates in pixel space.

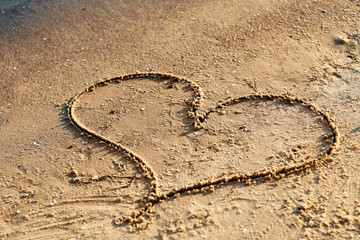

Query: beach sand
[0,0,359,239]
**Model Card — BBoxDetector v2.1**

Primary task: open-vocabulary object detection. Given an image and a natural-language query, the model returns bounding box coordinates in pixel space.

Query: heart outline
[68,72,339,229]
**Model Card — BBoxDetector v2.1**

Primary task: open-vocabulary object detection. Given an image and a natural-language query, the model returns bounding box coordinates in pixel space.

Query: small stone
[294,200,304,207]
[194,132,199,135]
[140,108,145,111]
[321,10,327,13]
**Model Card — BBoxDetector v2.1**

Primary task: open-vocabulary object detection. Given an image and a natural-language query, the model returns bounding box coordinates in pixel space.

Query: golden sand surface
[0,0,359,239]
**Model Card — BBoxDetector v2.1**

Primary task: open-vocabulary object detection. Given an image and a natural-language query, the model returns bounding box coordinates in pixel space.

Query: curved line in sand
[68,72,339,229]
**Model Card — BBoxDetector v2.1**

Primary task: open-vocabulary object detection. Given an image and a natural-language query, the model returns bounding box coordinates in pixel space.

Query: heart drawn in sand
[68,73,338,226]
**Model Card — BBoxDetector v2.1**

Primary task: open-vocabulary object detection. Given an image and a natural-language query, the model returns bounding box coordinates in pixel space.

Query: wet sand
[0,0,360,239]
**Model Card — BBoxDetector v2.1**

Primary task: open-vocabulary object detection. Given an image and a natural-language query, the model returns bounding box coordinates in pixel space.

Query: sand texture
[0,0,360,239]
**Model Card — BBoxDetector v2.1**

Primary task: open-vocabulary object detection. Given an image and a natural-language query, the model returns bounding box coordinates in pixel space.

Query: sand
[0,0,359,239]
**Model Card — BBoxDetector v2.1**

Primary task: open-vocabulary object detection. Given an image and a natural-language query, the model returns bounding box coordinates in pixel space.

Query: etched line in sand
[66,72,339,230]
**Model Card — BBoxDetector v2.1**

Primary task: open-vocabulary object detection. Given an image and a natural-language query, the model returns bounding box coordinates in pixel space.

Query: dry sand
[0,0,360,239]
